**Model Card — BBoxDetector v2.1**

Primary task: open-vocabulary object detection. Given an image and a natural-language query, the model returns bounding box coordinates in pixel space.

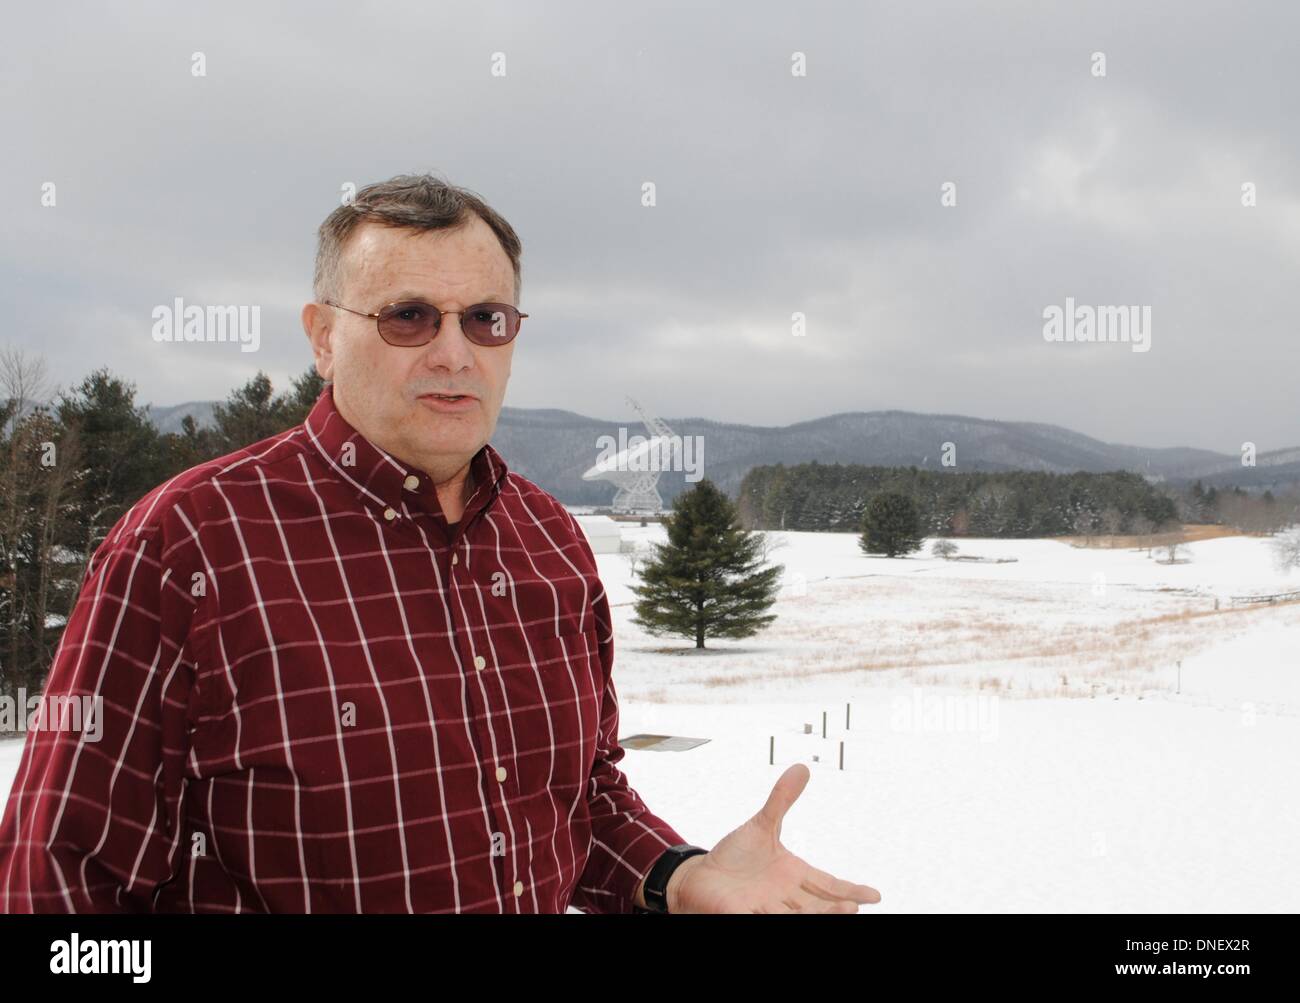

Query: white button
[382,507,397,521]
[513,881,524,897]
[451,552,459,565]
[403,475,419,491]
[495,766,507,782]
[474,655,486,671]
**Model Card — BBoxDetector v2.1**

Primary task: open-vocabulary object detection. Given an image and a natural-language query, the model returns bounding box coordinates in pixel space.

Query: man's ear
[302,302,335,381]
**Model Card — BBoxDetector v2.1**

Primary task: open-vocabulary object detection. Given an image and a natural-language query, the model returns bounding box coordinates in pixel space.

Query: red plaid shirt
[0,384,686,913]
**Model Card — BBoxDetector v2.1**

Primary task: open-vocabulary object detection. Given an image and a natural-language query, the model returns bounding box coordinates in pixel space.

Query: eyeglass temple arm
[323,301,378,319]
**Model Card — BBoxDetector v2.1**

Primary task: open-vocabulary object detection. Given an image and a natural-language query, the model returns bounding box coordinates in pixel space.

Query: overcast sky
[2,1,1297,453]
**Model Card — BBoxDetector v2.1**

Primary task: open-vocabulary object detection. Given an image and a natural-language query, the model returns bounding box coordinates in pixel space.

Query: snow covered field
[2,531,1296,911]
[600,530,1300,912]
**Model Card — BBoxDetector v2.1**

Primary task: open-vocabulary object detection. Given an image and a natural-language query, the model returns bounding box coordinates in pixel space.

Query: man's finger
[754,763,810,835]
[802,862,882,904]
[792,885,860,914]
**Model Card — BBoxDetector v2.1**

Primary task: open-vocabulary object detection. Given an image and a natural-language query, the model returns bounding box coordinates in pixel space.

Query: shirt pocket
[500,626,603,804]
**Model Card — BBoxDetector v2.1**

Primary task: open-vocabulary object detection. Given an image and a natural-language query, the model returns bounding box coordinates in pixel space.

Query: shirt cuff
[578,810,688,914]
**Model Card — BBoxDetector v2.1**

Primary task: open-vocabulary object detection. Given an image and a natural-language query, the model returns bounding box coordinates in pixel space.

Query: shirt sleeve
[0,520,203,913]
[568,575,690,915]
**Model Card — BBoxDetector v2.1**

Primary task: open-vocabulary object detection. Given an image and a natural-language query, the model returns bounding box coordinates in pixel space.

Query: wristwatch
[634,844,709,914]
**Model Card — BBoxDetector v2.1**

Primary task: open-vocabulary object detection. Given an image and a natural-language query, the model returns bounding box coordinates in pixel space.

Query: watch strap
[637,843,708,914]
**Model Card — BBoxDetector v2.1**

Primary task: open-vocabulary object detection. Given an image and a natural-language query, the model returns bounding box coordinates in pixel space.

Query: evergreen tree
[211,371,290,454]
[54,369,165,525]
[280,366,327,426]
[859,491,923,557]
[631,479,781,649]
[53,369,166,599]
[1203,485,1220,522]
[210,367,327,454]
[160,413,220,475]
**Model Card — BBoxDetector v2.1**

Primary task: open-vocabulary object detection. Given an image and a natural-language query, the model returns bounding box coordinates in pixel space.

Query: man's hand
[666,764,881,914]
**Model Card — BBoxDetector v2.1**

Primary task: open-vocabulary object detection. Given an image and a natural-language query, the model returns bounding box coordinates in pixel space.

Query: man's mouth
[421,392,476,402]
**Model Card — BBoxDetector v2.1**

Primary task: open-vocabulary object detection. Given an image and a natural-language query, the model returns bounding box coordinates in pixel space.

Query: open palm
[671,764,882,914]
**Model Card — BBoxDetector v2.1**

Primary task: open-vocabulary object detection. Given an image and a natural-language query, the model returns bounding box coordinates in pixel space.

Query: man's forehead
[344,220,513,300]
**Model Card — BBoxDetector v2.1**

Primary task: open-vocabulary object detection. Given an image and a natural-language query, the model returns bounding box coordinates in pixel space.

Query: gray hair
[313,173,523,304]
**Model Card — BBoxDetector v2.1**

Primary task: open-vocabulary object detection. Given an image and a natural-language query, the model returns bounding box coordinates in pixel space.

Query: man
[0,175,881,914]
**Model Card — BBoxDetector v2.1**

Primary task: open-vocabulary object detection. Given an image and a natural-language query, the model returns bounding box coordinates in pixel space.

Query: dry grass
[641,593,1299,700]
[1062,524,1252,549]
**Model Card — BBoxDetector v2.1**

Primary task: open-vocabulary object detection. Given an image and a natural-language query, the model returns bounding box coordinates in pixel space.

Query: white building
[573,514,623,554]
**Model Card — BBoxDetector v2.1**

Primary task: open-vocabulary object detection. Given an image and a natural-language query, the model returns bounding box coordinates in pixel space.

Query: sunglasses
[325,299,528,347]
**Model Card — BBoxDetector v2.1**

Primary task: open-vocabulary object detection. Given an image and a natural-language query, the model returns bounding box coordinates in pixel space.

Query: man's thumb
[755,763,810,835]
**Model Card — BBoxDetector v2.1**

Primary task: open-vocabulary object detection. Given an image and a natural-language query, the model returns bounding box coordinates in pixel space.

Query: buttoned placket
[381,466,528,908]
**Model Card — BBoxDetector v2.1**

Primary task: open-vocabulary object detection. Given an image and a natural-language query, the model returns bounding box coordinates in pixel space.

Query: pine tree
[631,479,782,649]
[859,491,923,557]
[53,369,167,602]
[280,366,327,426]
[211,371,291,453]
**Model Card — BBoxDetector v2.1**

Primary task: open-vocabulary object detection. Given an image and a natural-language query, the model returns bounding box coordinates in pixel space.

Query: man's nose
[420,312,476,370]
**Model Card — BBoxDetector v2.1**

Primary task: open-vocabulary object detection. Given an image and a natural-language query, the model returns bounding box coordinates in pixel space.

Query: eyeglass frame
[323,298,529,347]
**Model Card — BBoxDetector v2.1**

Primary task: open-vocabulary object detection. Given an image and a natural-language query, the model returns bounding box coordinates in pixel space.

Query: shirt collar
[303,382,509,528]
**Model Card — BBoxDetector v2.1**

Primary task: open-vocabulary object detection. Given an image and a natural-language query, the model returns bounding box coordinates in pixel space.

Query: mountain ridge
[136,401,1298,504]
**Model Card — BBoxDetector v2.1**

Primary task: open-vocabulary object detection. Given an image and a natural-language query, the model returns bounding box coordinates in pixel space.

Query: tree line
[739,462,1299,539]
[1179,480,1295,533]
[739,462,1183,537]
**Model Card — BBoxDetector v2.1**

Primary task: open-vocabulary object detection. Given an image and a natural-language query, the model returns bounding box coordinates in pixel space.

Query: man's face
[303,216,517,482]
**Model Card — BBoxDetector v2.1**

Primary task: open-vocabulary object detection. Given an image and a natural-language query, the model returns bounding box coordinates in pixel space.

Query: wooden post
[769,735,774,766]
[822,711,827,739]
[838,741,844,770]
[846,703,850,730]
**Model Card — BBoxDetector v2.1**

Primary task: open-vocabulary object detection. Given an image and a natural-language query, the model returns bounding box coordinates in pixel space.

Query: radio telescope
[582,397,676,514]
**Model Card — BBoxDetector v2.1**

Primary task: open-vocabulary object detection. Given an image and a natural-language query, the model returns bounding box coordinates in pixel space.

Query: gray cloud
[2,0,1296,452]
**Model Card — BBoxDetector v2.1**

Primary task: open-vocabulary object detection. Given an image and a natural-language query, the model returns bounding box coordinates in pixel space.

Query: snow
[598,530,1300,911]
[3,530,1297,911]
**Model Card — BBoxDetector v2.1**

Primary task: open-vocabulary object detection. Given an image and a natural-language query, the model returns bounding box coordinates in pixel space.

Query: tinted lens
[377,302,439,346]
[461,303,521,345]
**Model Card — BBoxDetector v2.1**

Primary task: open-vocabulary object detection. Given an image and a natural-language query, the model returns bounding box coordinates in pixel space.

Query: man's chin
[410,402,484,443]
